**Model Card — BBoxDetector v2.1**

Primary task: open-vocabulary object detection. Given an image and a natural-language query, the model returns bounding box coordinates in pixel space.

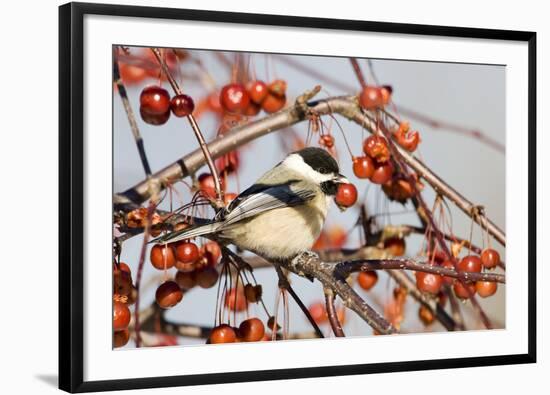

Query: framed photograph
[59,2,536,392]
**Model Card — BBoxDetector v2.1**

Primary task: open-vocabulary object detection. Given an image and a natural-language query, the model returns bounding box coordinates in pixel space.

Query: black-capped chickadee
[153,147,350,262]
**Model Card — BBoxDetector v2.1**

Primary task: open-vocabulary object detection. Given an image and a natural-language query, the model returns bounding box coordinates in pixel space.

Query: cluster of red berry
[208,317,266,344]
[149,238,222,309]
[415,248,501,303]
[353,135,394,184]
[113,262,136,348]
[219,80,287,116]
[139,85,195,126]
[208,284,264,344]
[358,85,392,110]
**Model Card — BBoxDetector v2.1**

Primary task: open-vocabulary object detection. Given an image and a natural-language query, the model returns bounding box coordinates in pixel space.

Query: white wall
[0,0,546,394]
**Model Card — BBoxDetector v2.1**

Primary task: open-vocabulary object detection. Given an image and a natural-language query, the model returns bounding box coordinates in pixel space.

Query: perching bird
[153,147,350,262]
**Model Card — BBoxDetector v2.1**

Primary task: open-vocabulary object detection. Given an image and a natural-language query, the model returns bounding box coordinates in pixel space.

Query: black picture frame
[59,2,537,393]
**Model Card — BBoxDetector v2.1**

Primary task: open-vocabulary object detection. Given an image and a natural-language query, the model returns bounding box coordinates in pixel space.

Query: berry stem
[150,48,224,209]
[349,58,367,88]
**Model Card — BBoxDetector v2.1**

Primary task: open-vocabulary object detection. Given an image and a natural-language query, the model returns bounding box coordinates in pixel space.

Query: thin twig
[337,258,505,284]
[349,58,367,88]
[325,289,345,337]
[274,265,324,338]
[150,48,224,208]
[113,48,152,177]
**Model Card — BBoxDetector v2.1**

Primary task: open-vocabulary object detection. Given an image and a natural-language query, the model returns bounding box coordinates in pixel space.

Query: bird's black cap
[295,147,340,175]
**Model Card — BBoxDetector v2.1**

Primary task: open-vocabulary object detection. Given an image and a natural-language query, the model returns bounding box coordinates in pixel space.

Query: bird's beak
[334,174,350,184]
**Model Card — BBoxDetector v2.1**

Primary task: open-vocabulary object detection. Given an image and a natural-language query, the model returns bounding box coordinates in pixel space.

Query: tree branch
[284,252,397,335]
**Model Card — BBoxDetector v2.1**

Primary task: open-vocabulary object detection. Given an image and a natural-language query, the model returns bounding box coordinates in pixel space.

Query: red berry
[175,271,196,290]
[113,268,132,296]
[195,267,219,289]
[335,183,358,208]
[220,83,250,113]
[200,241,222,266]
[319,134,335,148]
[170,94,195,117]
[384,237,406,256]
[308,302,327,324]
[357,270,378,290]
[453,281,476,299]
[359,86,384,110]
[140,107,170,125]
[244,284,262,303]
[415,271,443,295]
[118,63,147,85]
[441,260,456,285]
[175,242,199,264]
[363,135,390,163]
[216,150,240,174]
[243,101,261,116]
[247,80,268,104]
[382,178,417,203]
[113,301,131,331]
[140,85,171,115]
[113,329,130,348]
[155,281,183,309]
[418,305,434,325]
[352,156,375,179]
[457,255,482,273]
[209,324,236,344]
[476,281,498,298]
[261,92,286,113]
[395,129,420,152]
[150,244,176,270]
[480,248,500,269]
[268,79,287,98]
[198,173,225,199]
[224,193,238,206]
[239,318,265,342]
[118,262,131,274]
[225,287,247,312]
[370,161,394,184]
[380,86,393,105]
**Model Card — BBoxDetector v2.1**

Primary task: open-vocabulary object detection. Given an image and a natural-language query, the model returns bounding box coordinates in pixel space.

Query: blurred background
[114,47,505,348]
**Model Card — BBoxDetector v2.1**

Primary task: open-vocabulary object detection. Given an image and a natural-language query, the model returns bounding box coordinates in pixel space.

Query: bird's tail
[151,221,223,245]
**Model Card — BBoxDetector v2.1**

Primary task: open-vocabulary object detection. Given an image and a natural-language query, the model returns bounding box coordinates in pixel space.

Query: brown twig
[113,48,152,177]
[349,58,367,88]
[325,289,345,337]
[133,201,156,347]
[337,258,504,284]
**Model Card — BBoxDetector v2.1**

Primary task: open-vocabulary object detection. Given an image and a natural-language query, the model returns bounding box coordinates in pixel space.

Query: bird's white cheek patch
[282,154,334,184]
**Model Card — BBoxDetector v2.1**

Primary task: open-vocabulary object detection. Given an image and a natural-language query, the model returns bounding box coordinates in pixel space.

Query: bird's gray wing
[221,181,316,226]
